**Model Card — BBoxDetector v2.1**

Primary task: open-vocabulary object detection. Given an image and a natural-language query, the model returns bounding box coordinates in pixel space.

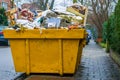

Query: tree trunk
[39,0,44,10]
[44,0,49,10]
[50,0,55,10]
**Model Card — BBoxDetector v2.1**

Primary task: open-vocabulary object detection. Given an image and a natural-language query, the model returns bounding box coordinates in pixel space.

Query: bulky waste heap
[5,4,87,31]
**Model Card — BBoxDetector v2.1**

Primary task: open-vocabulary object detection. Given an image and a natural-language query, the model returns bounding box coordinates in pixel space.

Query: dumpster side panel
[75,40,84,71]
[9,40,26,72]
[30,39,60,73]
[63,40,79,73]
[3,29,86,75]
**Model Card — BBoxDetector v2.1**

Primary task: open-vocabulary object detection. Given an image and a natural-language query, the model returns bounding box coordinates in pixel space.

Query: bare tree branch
[113,0,117,4]
[87,0,113,37]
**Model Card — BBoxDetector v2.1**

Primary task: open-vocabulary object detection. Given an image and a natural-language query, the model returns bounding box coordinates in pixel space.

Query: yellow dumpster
[3,29,86,75]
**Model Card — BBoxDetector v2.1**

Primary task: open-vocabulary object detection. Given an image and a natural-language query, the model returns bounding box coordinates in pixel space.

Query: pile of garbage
[6,4,87,31]
[67,4,86,15]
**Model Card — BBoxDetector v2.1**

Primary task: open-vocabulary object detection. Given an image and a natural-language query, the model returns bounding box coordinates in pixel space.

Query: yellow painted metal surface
[3,29,86,75]
[3,29,85,39]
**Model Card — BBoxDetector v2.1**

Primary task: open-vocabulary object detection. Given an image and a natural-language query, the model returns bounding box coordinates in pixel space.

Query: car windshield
[87,30,91,35]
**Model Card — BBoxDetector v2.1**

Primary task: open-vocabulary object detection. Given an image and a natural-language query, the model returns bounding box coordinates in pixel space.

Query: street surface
[0,46,22,80]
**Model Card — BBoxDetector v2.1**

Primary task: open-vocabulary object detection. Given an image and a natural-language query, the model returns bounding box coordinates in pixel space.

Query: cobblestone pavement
[75,40,120,80]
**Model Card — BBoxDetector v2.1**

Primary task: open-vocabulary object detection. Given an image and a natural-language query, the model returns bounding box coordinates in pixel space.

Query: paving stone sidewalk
[75,40,120,80]
[0,46,22,80]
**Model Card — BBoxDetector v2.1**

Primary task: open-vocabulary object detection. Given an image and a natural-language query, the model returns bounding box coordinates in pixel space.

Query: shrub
[0,8,8,26]
[99,42,107,48]
[102,21,108,43]
[109,1,120,54]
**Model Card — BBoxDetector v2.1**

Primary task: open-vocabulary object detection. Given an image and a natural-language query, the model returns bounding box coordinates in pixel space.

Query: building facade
[0,0,12,10]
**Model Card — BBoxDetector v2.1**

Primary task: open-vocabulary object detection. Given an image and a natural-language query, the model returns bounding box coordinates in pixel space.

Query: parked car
[86,29,92,45]
[0,26,9,46]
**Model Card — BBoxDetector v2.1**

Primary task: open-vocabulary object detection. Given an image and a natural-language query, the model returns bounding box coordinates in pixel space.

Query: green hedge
[110,0,120,54]
[0,8,8,26]
[102,21,108,43]
[104,1,120,54]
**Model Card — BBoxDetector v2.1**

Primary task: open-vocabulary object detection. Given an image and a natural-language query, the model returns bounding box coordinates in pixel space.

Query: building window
[1,2,8,10]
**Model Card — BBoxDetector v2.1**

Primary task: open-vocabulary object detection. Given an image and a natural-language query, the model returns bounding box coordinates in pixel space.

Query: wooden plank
[83,8,88,26]
[66,5,88,26]
[67,7,85,18]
